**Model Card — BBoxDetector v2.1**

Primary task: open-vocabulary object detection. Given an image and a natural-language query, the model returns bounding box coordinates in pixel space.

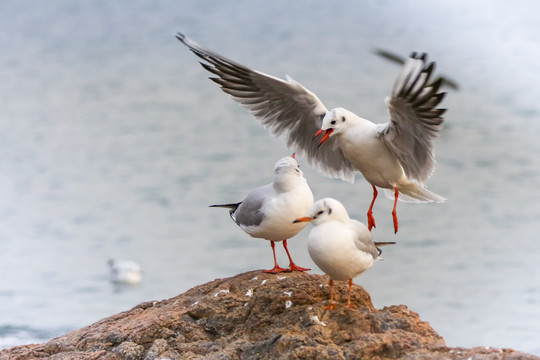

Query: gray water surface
[1,0,539,355]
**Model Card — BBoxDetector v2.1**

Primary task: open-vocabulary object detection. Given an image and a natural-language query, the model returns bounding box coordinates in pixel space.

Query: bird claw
[264,266,291,274]
[346,303,357,309]
[367,212,376,231]
[392,212,398,234]
[288,264,310,272]
[323,303,338,310]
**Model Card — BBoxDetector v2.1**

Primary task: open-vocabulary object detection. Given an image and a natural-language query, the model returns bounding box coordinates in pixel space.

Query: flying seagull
[177,33,446,233]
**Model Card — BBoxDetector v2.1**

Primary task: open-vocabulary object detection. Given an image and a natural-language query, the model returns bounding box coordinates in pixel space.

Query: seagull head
[273,155,307,191]
[273,155,304,177]
[293,198,350,226]
[315,108,351,147]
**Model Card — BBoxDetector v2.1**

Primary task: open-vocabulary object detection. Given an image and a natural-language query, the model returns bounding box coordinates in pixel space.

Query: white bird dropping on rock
[294,198,395,309]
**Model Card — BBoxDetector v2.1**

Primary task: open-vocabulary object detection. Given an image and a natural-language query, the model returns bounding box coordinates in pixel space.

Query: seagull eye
[330,120,337,125]
[317,210,324,215]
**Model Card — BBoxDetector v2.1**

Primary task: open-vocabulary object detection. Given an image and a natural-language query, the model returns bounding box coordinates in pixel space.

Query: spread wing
[176,33,355,182]
[378,52,446,184]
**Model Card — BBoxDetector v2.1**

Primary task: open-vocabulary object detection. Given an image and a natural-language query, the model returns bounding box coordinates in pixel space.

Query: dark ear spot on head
[328,207,332,215]
[341,116,346,122]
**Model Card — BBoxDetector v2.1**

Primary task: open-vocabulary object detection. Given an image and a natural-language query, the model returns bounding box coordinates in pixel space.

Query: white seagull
[210,155,314,273]
[176,33,446,233]
[294,198,395,309]
[108,259,142,285]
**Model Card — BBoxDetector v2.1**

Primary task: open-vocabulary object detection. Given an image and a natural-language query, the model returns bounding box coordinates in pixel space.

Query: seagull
[210,155,314,273]
[176,33,446,233]
[294,198,395,309]
[107,259,142,285]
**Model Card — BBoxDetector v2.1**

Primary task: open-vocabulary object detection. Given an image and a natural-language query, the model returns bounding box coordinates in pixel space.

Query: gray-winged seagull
[177,33,446,233]
[210,155,314,273]
[294,198,395,309]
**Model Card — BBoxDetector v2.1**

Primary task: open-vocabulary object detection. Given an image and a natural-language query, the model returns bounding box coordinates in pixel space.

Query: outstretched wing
[378,52,446,184]
[176,33,355,182]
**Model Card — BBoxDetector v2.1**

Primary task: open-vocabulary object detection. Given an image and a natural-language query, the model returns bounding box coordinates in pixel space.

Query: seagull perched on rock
[210,155,314,273]
[294,198,395,309]
[176,33,446,233]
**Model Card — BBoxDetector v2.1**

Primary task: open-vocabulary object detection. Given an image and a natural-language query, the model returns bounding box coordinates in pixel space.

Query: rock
[1,270,538,360]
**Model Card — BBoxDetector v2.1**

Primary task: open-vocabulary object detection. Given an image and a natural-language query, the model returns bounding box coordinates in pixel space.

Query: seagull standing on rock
[294,198,395,309]
[177,33,446,233]
[210,155,314,273]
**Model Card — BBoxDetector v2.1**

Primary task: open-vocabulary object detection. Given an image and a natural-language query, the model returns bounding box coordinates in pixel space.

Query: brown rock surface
[1,270,538,360]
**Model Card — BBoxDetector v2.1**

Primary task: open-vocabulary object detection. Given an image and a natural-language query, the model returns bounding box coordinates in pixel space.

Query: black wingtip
[409,51,428,63]
[373,48,406,65]
[176,32,186,42]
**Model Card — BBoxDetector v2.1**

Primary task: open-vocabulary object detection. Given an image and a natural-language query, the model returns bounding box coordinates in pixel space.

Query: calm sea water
[1,0,540,355]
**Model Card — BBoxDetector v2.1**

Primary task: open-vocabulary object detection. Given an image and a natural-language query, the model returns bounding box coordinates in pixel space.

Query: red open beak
[315,128,334,148]
[293,216,313,223]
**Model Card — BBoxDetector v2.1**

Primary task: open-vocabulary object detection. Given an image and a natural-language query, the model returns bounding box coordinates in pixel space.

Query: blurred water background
[1,0,539,355]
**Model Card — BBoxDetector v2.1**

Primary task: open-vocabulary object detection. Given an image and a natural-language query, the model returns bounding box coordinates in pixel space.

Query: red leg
[324,279,337,310]
[283,239,310,272]
[264,241,290,273]
[346,278,356,308]
[367,185,378,231]
[392,187,399,234]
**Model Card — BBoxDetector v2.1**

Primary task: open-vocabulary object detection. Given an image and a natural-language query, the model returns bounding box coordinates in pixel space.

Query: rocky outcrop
[1,270,537,360]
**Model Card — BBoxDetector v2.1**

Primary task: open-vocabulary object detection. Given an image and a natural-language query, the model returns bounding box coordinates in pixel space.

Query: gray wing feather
[177,33,355,182]
[350,220,379,259]
[234,184,273,227]
[379,52,446,184]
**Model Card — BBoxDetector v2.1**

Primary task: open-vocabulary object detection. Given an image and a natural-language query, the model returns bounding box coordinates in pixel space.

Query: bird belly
[340,131,404,189]
[307,225,374,281]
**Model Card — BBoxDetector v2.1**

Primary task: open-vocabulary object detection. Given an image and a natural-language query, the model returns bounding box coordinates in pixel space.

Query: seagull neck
[273,173,302,192]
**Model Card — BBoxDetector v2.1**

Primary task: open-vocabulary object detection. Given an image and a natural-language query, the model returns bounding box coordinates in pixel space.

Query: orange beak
[314,128,334,148]
[293,216,313,223]
[291,153,295,159]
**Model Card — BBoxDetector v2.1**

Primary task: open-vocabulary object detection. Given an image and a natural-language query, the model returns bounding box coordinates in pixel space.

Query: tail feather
[209,202,242,223]
[385,183,446,203]
[374,241,396,247]
[375,241,396,257]
[209,202,242,210]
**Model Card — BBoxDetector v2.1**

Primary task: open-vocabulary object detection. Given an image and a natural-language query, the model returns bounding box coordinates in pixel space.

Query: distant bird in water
[374,48,459,90]
[294,198,395,309]
[177,33,447,234]
[210,155,314,273]
[108,259,142,285]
